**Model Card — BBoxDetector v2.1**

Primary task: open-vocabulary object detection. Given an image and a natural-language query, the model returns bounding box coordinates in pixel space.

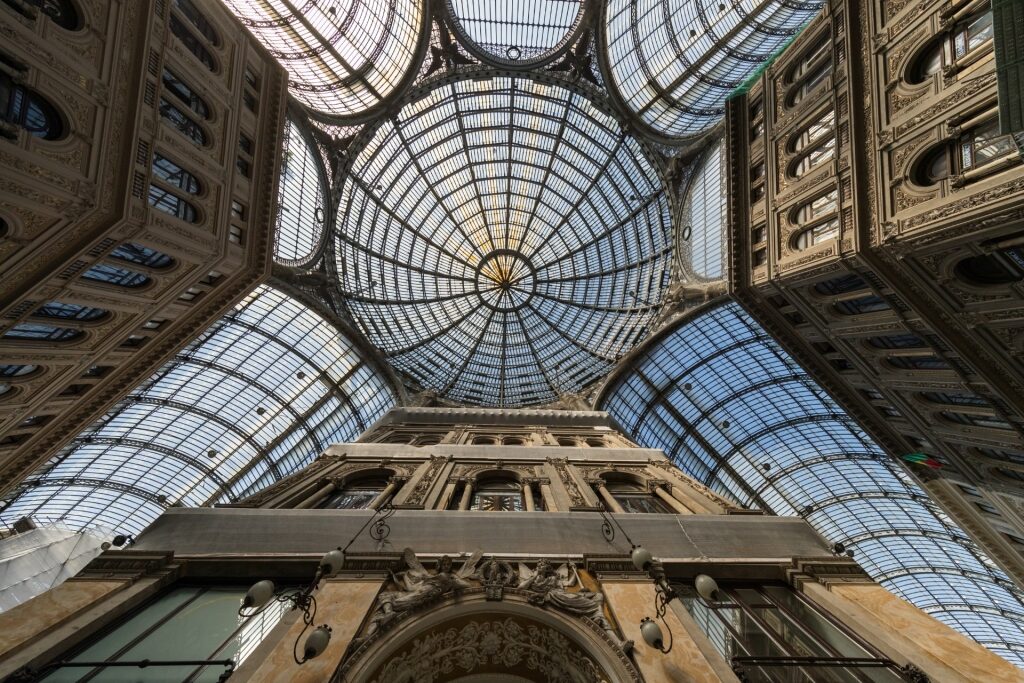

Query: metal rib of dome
[0,286,398,536]
[334,73,673,407]
[445,0,586,66]
[221,0,427,118]
[603,0,822,139]
[599,301,1024,666]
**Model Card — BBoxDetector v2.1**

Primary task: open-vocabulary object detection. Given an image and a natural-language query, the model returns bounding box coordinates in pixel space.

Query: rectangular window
[238,133,253,155]
[237,156,251,178]
[40,586,288,682]
[243,90,258,113]
[229,224,243,244]
[977,501,1000,516]
[680,583,906,681]
[231,200,247,220]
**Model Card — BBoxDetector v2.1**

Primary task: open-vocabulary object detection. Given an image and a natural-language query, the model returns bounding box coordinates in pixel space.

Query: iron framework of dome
[332,72,674,407]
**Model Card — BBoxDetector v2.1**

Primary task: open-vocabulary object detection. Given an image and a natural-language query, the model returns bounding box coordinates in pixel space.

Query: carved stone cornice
[786,557,872,590]
[74,550,177,582]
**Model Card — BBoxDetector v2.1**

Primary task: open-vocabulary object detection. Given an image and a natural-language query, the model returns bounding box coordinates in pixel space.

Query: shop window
[38,585,285,679]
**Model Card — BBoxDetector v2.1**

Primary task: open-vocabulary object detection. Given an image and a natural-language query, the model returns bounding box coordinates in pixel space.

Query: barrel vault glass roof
[0,286,397,536]
[599,301,1024,666]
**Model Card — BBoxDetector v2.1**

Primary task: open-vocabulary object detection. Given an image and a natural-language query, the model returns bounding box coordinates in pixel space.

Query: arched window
[912,144,951,185]
[3,323,82,342]
[472,436,498,445]
[111,243,174,269]
[318,475,390,509]
[416,436,441,446]
[906,12,992,85]
[943,411,1014,430]
[604,479,671,514]
[792,191,839,250]
[557,437,578,447]
[914,116,1018,186]
[922,391,989,407]
[955,246,1024,285]
[502,437,526,446]
[82,263,150,288]
[149,153,200,223]
[887,355,950,370]
[162,70,209,119]
[169,15,217,72]
[19,0,80,30]
[586,438,606,448]
[790,110,835,177]
[814,274,867,295]
[33,301,107,321]
[0,73,63,140]
[976,448,1024,466]
[906,36,944,84]
[833,294,889,315]
[867,334,926,349]
[0,364,37,377]
[172,0,219,45]
[788,35,832,107]
[159,98,207,146]
[472,477,524,511]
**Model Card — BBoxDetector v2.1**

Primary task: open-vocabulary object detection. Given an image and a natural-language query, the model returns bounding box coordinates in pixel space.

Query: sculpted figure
[361,548,482,640]
[518,560,633,653]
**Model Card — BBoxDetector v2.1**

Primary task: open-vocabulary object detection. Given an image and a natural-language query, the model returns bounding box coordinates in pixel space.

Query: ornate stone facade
[727,0,1024,588]
[0,0,287,494]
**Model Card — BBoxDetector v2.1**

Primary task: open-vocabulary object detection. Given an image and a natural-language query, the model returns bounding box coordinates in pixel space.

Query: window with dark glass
[997,469,1024,483]
[681,583,906,681]
[976,447,1024,465]
[169,14,217,72]
[150,153,200,222]
[172,0,219,45]
[159,98,207,146]
[0,72,63,140]
[833,294,889,315]
[605,480,671,514]
[317,475,390,509]
[955,246,1024,285]
[943,411,1014,430]
[162,69,209,119]
[887,355,949,370]
[907,36,944,84]
[111,243,174,269]
[790,110,835,178]
[867,334,926,349]
[960,118,1017,172]
[922,391,989,407]
[3,323,82,342]
[788,34,832,107]
[38,585,285,681]
[471,478,525,511]
[149,185,197,223]
[33,301,107,321]
[813,274,867,295]
[954,11,993,58]
[7,0,80,29]
[0,364,37,377]
[81,263,150,288]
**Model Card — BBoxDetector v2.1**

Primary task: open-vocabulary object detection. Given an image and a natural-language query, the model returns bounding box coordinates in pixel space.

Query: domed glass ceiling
[275,120,327,265]
[221,0,426,118]
[334,74,673,406]
[446,0,586,65]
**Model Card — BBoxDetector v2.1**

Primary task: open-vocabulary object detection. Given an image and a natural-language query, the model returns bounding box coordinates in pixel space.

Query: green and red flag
[901,452,943,469]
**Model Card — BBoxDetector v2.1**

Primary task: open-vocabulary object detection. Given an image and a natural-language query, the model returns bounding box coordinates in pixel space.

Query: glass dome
[445,0,586,65]
[334,73,674,407]
[274,120,327,265]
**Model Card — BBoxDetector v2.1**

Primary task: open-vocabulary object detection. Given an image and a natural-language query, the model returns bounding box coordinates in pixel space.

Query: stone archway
[337,592,642,683]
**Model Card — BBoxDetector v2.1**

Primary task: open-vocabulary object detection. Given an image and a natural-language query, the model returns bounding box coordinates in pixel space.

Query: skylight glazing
[679,142,726,280]
[446,0,585,65]
[334,73,673,407]
[275,119,327,265]
[0,286,397,536]
[604,0,822,138]
[221,0,426,117]
[599,301,1024,666]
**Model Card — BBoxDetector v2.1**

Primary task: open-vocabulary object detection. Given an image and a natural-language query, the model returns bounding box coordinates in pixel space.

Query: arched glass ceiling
[604,0,822,138]
[334,73,674,407]
[446,0,585,65]
[0,286,397,536]
[599,301,1024,666]
[275,119,327,265]
[221,0,426,117]
[679,142,725,280]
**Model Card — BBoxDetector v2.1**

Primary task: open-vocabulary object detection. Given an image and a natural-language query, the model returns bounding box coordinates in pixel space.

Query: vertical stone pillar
[522,479,535,511]
[437,479,458,510]
[666,480,718,514]
[652,482,694,514]
[294,479,336,509]
[591,480,625,513]
[458,480,474,510]
[602,580,738,682]
[368,476,405,510]
[238,579,383,683]
[539,479,557,511]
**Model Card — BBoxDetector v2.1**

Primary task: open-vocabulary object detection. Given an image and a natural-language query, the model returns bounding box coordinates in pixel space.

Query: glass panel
[613,493,672,514]
[162,70,209,119]
[82,263,150,288]
[3,323,81,341]
[319,488,380,509]
[169,14,217,71]
[160,99,207,146]
[111,243,174,269]
[34,301,107,321]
